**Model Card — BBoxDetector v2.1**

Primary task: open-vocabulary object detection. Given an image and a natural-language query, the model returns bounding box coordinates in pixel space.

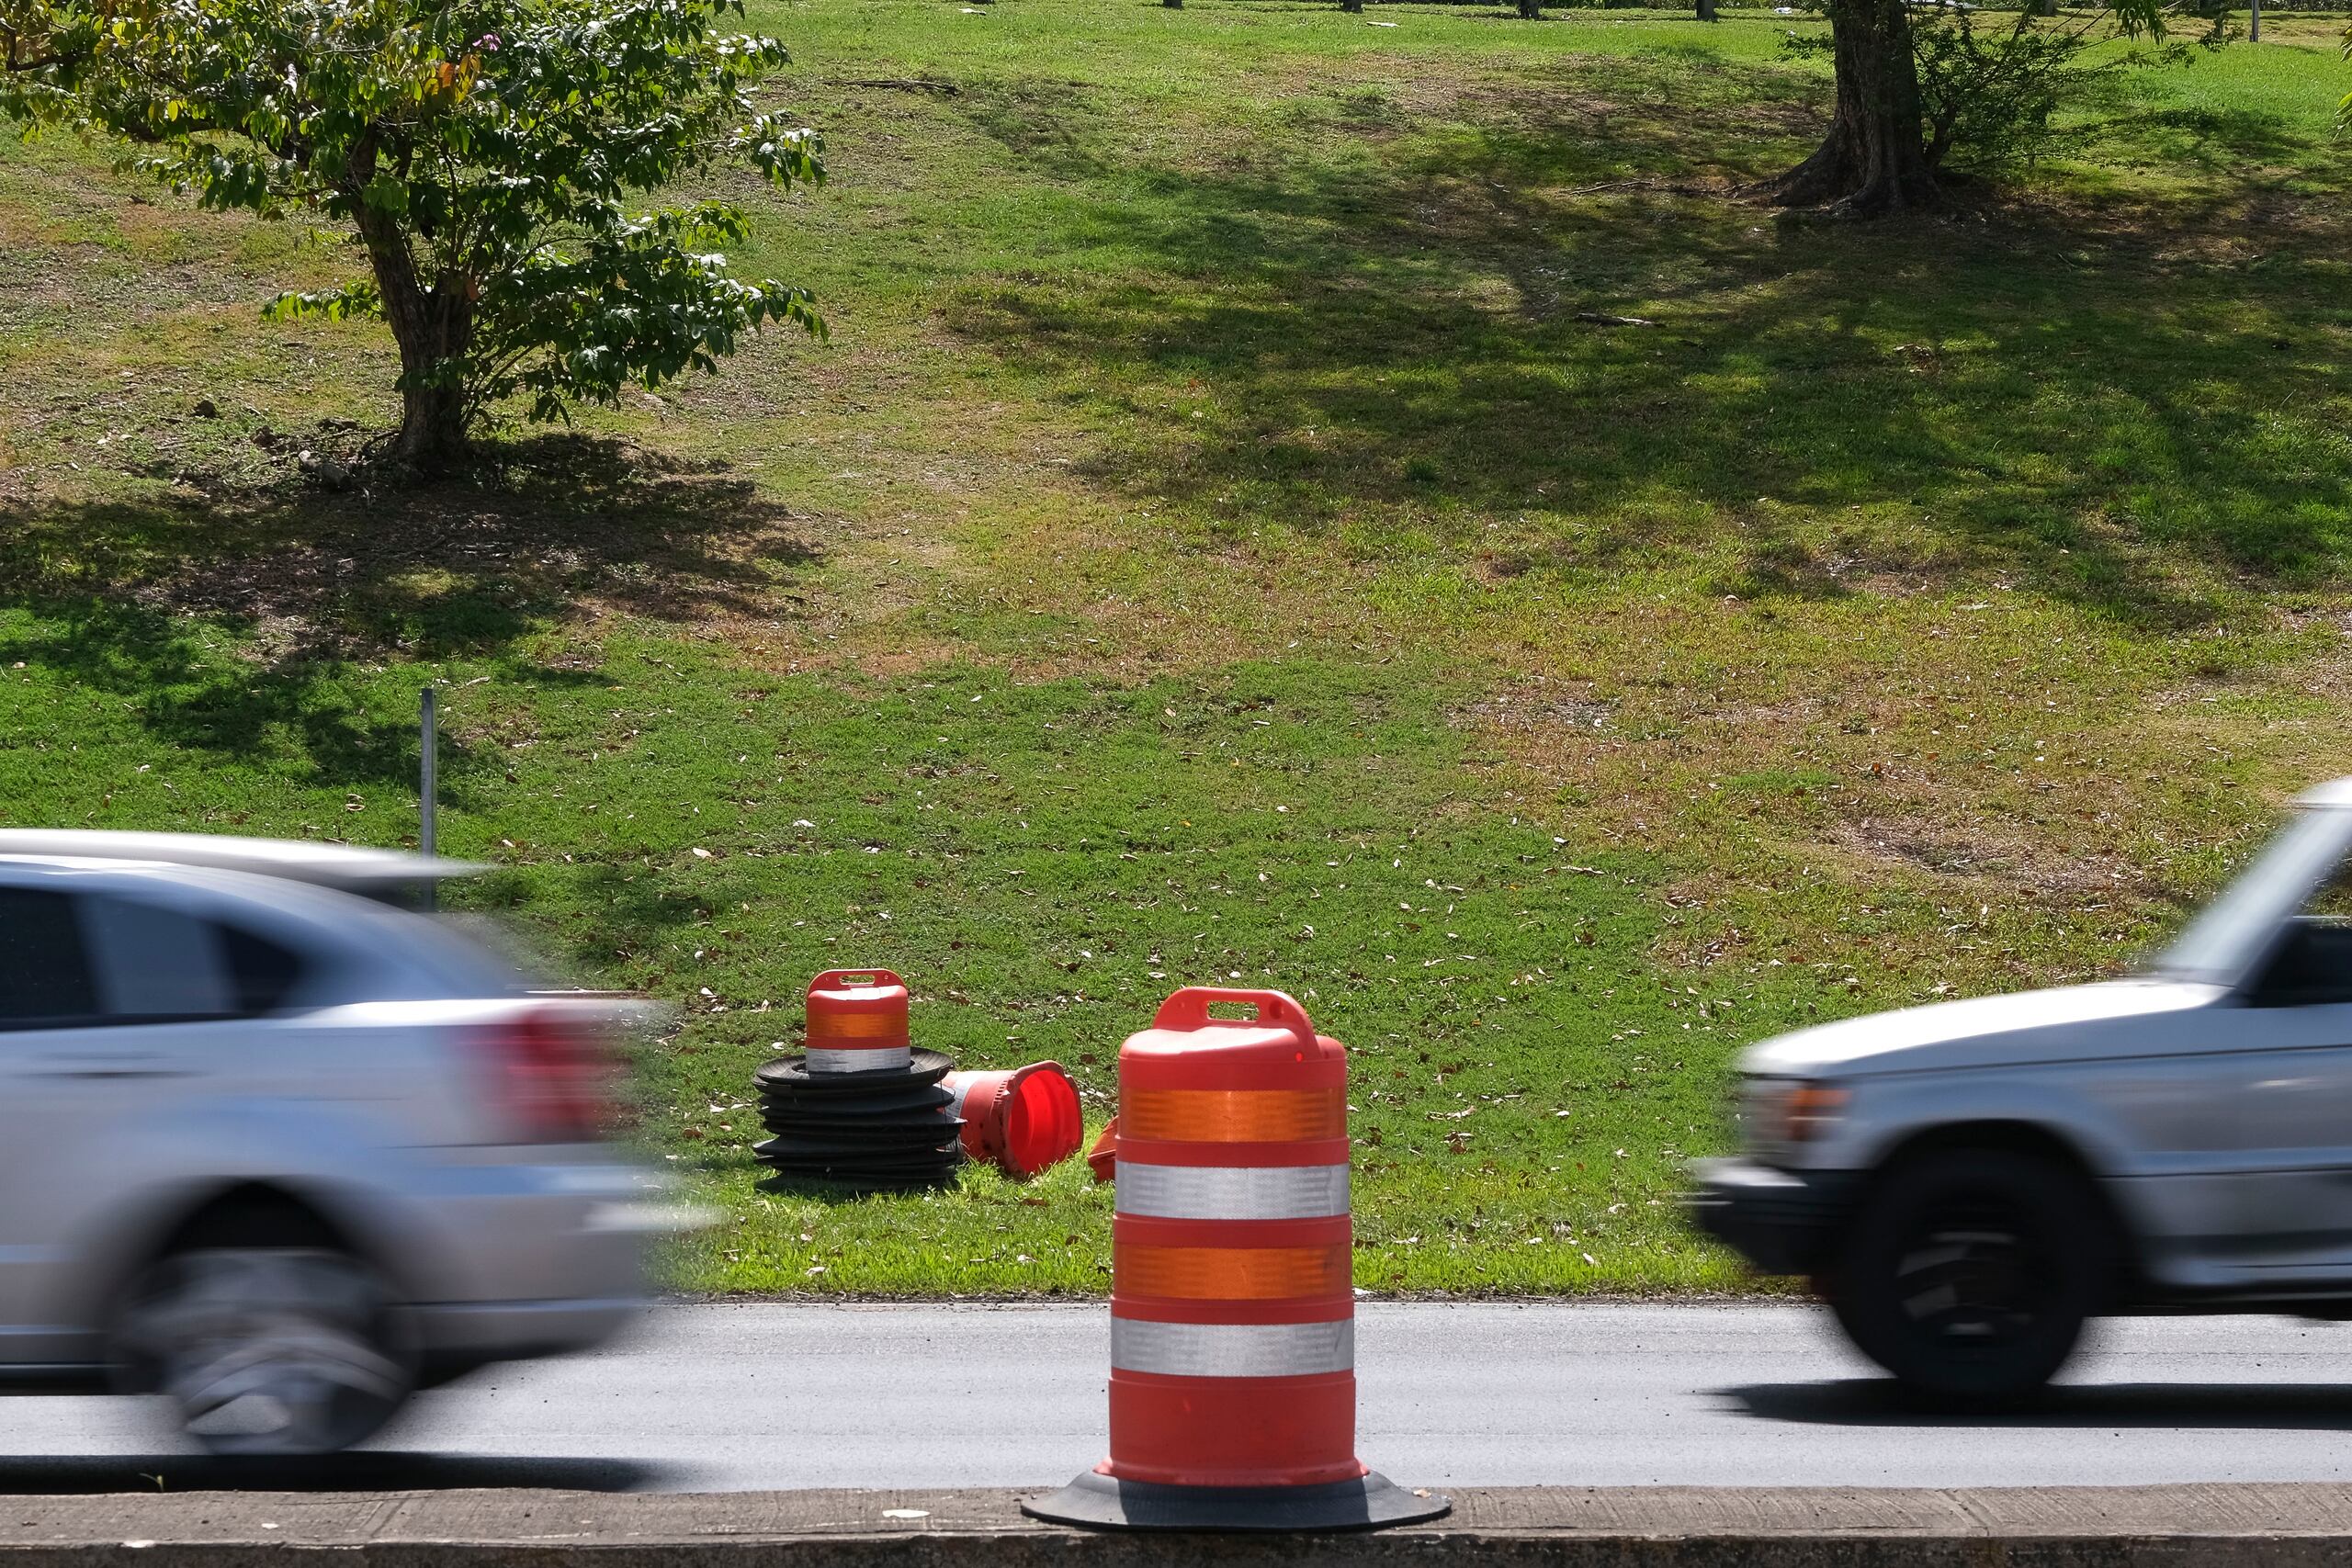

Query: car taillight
[471,1009,616,1142]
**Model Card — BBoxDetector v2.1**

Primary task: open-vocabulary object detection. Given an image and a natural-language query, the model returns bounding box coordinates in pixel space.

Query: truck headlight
[1743,1077,1851,1148]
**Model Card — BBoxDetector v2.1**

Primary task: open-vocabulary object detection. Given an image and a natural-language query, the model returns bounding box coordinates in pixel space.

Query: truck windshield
[2154,808,2352,987]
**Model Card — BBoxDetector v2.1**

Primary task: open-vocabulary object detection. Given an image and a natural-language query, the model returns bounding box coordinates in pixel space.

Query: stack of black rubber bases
[751,969,964,1190]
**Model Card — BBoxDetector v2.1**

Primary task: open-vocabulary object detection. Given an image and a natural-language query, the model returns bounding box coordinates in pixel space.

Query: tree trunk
[347,142,474,471]
[1697,0,1718,21]
[1339,0,1363,13]
[1758,0,1937,215]
[377,278,474,469]
[1517,0,1542,18]
[393,379,469,468]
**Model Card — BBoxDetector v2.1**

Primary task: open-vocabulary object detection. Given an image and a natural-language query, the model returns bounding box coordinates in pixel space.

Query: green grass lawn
[4,0,2352,1295]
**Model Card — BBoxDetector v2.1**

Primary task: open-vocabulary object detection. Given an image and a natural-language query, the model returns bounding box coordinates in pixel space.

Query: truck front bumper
[1684,1157,1857,1278]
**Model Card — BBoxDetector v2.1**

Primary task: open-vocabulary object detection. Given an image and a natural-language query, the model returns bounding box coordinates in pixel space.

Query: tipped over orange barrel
[946,1063,1085,1179]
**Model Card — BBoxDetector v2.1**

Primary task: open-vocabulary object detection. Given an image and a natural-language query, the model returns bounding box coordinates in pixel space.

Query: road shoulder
[2,1483,2349,1564]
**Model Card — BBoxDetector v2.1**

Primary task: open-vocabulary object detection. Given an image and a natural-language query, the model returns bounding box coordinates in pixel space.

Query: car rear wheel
[111,1247,415,1456]
[1829,1148,2106,1407]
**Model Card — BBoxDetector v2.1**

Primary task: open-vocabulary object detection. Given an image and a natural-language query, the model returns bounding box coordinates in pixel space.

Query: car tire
[1829,1147,2106,1407]
[111,1246,416,1456]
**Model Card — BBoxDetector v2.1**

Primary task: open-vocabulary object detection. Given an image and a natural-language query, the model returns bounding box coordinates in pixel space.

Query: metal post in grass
[420,686,438,909]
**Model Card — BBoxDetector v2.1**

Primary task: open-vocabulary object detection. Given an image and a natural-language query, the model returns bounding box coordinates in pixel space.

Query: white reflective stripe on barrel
[1110,1317,1354,1378]
[1114,1162,1350,1221]
[806,1045,913,1074]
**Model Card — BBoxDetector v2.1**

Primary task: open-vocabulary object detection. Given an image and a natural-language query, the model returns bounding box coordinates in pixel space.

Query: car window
[2253,923,2352,1005]
[221,923,311,1014]
[2309,870,2352,922]
[78,895,318,1020]
[2156,810,2352,987]
[0,886,102,1028]
[2246,861,2352,1006]
[82,894,236,1018]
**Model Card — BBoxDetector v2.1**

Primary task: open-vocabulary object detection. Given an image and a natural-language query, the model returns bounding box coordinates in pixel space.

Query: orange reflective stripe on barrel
[807,1012,904,1043]
[1120,1087,1346,1145]
[1115,1242,1351,1301]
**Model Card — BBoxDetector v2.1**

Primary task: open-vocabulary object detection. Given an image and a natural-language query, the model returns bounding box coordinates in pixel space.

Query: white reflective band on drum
[1115,1163,1350,1220]
[1111,1318,1354,1378]
[806,1045,913,1074]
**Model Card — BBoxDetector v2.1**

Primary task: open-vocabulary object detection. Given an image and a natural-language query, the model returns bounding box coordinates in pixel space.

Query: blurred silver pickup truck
[1691,779,2352,1404]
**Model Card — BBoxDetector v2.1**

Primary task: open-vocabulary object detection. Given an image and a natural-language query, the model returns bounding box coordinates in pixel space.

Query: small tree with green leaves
[1914,4,2196,175]
[2,0,824,470]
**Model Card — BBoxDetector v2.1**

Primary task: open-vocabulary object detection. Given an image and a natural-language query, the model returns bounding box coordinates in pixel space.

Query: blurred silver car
[1690,779,2352,1404]
[0,831,677,1454]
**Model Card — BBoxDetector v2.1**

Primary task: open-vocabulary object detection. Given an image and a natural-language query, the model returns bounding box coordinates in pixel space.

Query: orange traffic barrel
[804,968,910,1074]
[1023,987,1449,1532]
[945,1062,1085,1179]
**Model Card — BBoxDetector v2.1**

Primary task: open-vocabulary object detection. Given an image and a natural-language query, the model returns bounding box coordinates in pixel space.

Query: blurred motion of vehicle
[0,831,683,1455]
[1690,778,2352,1405]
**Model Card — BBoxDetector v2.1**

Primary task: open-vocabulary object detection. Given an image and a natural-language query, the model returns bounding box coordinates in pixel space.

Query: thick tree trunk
[1759,0,1937,215]
[393,380,469,468]
[1339,0,1363,14]
[378,283,474,469]
[1517,0,1542,18]
[1697,0,1718,22]
[347,143,475,471]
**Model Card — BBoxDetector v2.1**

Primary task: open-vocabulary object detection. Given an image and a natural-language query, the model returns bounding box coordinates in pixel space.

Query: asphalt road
[7,1303,2352,1493]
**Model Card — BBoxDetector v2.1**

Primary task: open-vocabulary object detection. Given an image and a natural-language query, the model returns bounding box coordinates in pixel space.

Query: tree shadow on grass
[2089,103,2320,177]
[0,434,824,789]
[944,49,2352,628]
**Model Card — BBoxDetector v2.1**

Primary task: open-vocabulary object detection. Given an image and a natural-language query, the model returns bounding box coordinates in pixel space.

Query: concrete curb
[4,1485,2352,1566]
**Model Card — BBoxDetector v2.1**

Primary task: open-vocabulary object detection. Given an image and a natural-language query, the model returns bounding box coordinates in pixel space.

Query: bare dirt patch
[1820,812,2149,897]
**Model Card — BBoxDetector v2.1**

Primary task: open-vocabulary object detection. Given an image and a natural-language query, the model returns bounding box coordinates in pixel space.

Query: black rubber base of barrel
[760,1090,956,1127]
[755,1049,954,1095]
[753,1168,955,1193]
[1021,1470,1450,1533]
[755,1116,961,1144]
[754,1142,961,1172]
[751,1051,964,1191]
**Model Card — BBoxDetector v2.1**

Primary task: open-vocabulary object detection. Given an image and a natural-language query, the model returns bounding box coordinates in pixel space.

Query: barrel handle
[1150,986,1316,1041]
[807,967,905,996]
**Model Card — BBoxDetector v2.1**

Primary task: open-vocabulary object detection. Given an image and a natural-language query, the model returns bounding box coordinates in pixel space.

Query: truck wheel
[1829,1148,2105,1407]
[111,1247,415,1456]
